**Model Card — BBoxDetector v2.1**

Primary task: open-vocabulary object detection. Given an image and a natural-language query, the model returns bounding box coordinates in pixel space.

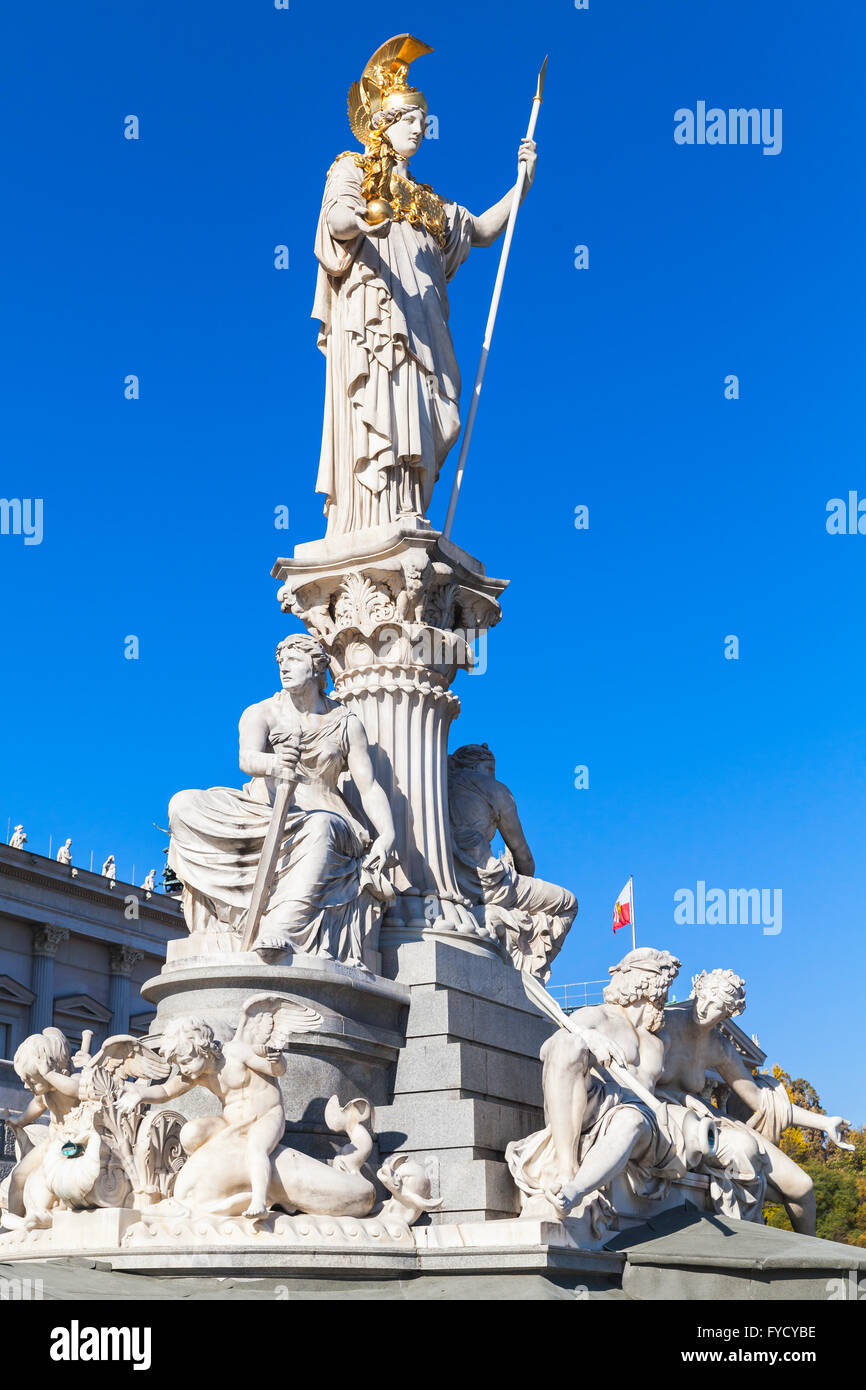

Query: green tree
[762,1066,866,1245]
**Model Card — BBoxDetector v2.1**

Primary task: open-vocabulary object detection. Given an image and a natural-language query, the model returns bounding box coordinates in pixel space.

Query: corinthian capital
[33,924,70,958]
[109,945,144,976]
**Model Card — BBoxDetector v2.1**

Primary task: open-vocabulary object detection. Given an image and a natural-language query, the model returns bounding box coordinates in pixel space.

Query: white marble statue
[56,838,72,865]
[0,1029,183,1230]
[119,997,379,1220]
[167,633,397,964]
[448,744,577,979]
[141,869,156,891]
[9,824,27,849]
[377,1153,442,1225]
[313,34,536,536]
[101,855,116,879]
[507,949,715,1224]
[657,969,854,1235]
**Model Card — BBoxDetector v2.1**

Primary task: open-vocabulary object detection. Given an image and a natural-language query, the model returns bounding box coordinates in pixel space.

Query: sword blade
[240,776,297,951]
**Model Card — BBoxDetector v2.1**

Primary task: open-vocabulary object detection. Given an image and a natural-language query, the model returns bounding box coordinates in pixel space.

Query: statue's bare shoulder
[574,1003,641,1060]
[239,693,280,730]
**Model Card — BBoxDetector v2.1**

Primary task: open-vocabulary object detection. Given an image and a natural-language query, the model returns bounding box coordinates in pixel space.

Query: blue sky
[1,1,864,1119]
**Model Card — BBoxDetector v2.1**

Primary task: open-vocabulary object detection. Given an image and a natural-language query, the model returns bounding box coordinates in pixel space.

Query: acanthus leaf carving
[333,572,397,636]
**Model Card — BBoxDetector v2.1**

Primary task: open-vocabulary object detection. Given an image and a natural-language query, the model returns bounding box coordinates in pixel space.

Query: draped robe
[168,701,374,964]
[312,156,474,536]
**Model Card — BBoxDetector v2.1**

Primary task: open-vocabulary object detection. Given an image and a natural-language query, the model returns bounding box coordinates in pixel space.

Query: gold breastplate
[389,172,448,248]
[326,152,449,250]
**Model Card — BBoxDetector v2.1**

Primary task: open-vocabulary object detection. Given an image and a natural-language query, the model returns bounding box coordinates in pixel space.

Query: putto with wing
[0,1027,185,1229]
[113,993,384,1221]
[0,1000,441,1239]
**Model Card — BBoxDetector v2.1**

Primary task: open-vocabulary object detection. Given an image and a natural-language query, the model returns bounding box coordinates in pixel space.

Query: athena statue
[313,34,536,536]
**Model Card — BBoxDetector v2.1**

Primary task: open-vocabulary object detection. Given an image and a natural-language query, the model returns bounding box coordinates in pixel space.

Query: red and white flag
[612,878,633,934]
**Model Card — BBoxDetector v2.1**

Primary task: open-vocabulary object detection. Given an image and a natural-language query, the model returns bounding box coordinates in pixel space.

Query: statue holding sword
[167,634,396,967]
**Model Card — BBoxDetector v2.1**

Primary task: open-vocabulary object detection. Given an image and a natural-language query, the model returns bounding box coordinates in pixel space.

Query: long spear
[442,56,547,541]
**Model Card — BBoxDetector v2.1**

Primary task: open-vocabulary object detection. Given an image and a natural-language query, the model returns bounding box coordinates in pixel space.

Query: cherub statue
[0,1028,82,1228]
[657,968,854,1235]
[0,1028,182,1230]
[120,996,379,1220]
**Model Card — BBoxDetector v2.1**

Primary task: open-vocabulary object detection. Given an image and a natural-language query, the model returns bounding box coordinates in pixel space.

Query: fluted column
[275,524,509,949]
[335,660,469,935]
[30,925,69,1033]
[108,946,143,1033]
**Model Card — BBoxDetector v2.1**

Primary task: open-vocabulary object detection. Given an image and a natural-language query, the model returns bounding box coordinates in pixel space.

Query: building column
[108,946,143,1034]
[29,925,70,1033]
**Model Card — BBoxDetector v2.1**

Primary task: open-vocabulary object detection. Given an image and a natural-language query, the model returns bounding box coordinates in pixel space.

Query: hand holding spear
[442,56,547,541]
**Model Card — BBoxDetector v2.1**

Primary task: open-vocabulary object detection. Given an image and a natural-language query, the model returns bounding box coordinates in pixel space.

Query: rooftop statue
[313,34,536,536]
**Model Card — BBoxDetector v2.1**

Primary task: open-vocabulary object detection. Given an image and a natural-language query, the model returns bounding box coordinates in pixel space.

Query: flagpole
[630,874,636,951]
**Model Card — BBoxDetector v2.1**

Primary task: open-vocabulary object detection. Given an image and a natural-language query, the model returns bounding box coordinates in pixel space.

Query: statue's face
[695,990,732,1027]
[174,1049,211,1080]
[278,645,314,692]
[387,105,427,159]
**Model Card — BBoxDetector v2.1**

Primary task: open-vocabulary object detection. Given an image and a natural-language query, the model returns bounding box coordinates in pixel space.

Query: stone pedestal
[140,944,409,1163]
[372,936,556,1223]
[274,519,508,956]
[6,1206,866,1301]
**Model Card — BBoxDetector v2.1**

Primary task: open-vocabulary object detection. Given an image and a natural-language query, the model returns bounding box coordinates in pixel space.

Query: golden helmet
[347,34,433,145]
